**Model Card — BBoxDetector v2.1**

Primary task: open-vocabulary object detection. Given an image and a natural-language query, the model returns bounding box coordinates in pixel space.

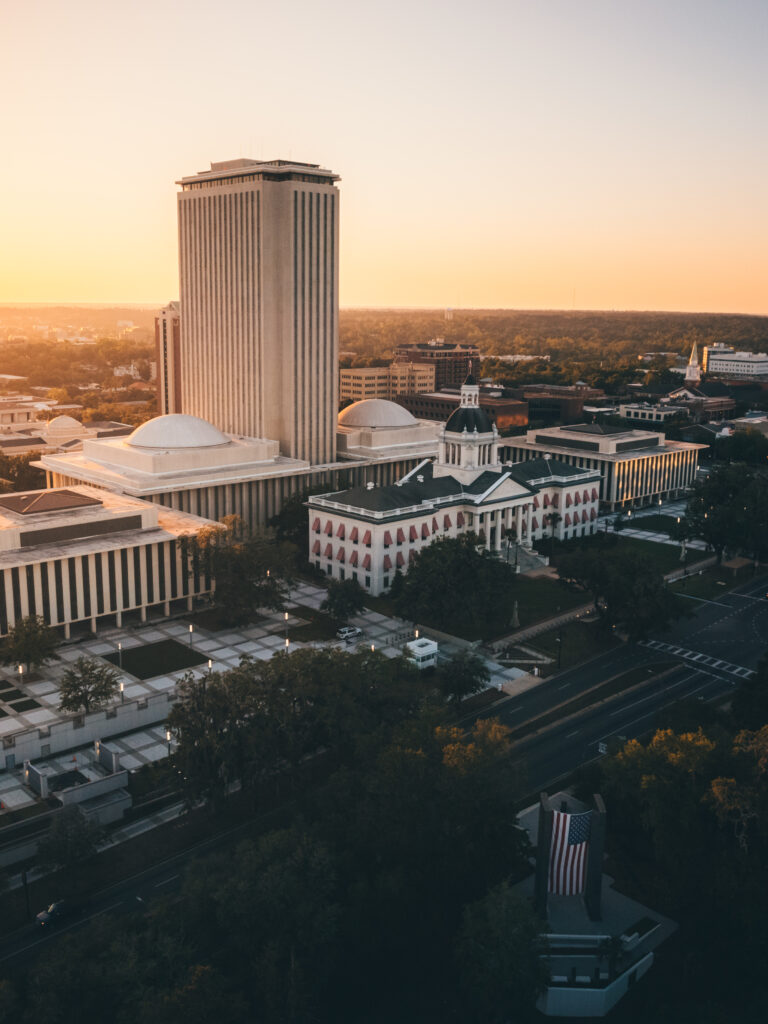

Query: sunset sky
[1,0,765,313]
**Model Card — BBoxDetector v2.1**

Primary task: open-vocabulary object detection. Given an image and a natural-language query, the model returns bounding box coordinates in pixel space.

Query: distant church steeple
[684,341,701,386]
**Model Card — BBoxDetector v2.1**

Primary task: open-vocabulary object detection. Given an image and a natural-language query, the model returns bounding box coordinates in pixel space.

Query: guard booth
[405,637,438,670]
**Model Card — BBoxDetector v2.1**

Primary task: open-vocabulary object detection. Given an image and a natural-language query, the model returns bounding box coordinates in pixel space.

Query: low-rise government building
[308,376,601,595]
[0,485,216,638]
[38,408,439,529]
[501,424,705,511]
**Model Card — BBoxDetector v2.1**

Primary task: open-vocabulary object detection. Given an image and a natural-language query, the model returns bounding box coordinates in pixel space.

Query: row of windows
[0,542,210,635]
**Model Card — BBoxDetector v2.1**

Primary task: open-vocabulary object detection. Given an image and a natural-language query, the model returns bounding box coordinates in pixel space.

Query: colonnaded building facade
[38,406,440,526]
[308,377,601,595]
[0,486,215,638]
[501,424,705,510]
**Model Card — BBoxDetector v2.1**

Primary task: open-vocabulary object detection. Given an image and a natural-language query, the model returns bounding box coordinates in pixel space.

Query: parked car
[336,626,362,642]
[35,900,70,927]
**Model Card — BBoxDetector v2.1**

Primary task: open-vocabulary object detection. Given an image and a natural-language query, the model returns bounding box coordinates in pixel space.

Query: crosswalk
[639,639,755,679]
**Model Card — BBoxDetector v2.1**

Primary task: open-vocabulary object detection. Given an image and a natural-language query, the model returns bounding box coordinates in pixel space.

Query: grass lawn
[518,619,621,675]
[506,576,587,631]
[366,578,586,642]
[550,533,682,575]
[363,593,399,618]
[287,604,338,642]
[631,513,683,534]
[669,564,757,601]
[188,607,265,631]
[103,639,207,680]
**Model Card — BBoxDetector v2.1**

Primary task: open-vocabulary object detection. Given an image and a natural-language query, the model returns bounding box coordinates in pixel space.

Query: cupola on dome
[445,406,493,434]
[128,414,230,450]
[338,399,418,429]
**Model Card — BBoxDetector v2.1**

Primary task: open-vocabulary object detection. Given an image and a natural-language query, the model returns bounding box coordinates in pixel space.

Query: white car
[336,626,362,642]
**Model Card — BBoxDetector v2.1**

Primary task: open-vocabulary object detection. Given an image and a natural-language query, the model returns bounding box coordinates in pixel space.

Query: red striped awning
[564,514,571,527]
[350,550,359,565]
[543,495,549,508]
[574,492,580,504]
[362,530,371,545]
[409,525,418,541]
[533,495,540,509]
[583,490,590,503]
[552,494,559,507]
[432,517,438,532]
[443,514,451,529]
[324,543,333,557]
[397,527,405,543]
[532,516,538,530]
[312,540,321,554]
[312,517,320,532]
[383,555,392,570]
[350,526,359,542]
[421,523,429,539]
[337,523,345,538]
[324,520,333,535]
[396,551,405,567]
[457,511,465,527]
[592,488,598,501]
[565,494,572,507]
[362,553,371,570]
[590,508,597,520]
[383,531,393,546]
[337,548,345,561]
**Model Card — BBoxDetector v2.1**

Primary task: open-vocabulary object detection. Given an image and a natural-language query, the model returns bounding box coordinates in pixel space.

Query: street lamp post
[117,641,123,671]
[188,623,194,647]
[119,680,124,704]
[165,728,172,757]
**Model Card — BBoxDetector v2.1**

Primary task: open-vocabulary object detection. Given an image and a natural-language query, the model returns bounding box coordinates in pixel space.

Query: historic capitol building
[0,156,704,634]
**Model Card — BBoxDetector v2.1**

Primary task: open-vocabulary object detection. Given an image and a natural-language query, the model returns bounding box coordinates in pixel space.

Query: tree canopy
[0,615,59,672]
[394,534,517,640]
[188,516,295,626]
[59,656,120,715]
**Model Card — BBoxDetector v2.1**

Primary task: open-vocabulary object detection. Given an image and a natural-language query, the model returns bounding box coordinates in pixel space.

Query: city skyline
[1,0,766,314]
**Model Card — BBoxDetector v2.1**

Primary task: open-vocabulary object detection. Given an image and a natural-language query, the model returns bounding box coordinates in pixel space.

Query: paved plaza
[0,580,529,818]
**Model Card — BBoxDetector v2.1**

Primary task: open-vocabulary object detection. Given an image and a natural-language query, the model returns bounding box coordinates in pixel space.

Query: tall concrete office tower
[177,158,340,464]
[155,301,182,415]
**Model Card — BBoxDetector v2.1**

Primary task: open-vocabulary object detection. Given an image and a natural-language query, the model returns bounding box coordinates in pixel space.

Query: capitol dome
[338,399,418,429]
[128,414,231,450]
[46,415,83,432]
[445,406,493,434]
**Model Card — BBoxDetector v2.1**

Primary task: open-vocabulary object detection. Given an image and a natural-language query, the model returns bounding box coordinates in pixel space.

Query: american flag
[548,809,591,895]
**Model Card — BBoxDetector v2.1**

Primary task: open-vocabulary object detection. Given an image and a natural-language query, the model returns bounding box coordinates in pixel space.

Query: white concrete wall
[538,953,654,1017]
[3,692,174,766]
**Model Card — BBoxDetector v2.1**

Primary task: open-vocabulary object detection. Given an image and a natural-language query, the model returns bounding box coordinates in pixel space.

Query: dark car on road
[35,901,71,927]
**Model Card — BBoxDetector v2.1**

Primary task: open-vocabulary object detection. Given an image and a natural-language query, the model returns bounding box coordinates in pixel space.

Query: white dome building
[338,399,419,429]
[39,405,439,528]
[128,414,231,450]
[42,414,89,445]
[336,399,439,458]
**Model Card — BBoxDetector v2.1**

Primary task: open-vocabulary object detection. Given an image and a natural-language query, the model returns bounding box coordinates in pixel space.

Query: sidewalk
[490,603,595,649]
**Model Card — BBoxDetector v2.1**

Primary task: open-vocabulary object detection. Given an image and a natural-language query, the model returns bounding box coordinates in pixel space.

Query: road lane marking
[154,875,179,887]
[89,901,124,919]
[565,730,580,738]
